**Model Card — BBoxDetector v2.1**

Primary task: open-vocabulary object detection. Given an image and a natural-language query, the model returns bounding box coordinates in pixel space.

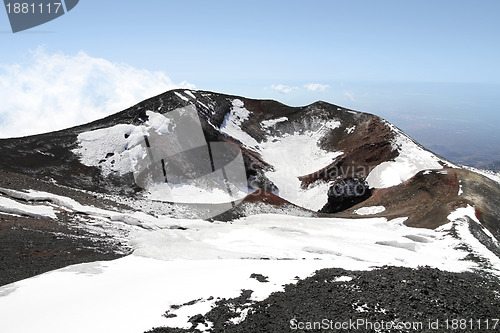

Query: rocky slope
[0,89,499,332]
[1,88,499,277]
[147,266,500,333]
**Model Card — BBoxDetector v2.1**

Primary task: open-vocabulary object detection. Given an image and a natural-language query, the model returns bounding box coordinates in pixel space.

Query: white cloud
[344,90,355,101]
[270,84,298,94]
[0,48,195,138]
[304,83,329,92]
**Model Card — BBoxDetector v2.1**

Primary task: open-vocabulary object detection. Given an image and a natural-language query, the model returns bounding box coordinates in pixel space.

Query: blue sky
[0,0,499,165]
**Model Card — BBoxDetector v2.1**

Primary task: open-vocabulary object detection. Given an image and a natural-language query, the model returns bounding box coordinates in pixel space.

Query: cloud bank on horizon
[0,49,195,138]
[0,49,334,138]
[270,83,330,94]
[304,83,330,92]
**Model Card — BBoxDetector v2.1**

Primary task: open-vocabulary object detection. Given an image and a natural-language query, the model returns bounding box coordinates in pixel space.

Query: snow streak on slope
[261,117,288,128]
[220,99,258,148]
[463,166,500,185]
[0,196,56,218]
[0,188,157,230]
[366,121,448,188]
[442,205,500,272]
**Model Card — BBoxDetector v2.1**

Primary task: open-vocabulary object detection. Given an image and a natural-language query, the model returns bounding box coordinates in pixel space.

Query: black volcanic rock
[146,266,500,333]
[320,177,372,213]
[1,88,499,291]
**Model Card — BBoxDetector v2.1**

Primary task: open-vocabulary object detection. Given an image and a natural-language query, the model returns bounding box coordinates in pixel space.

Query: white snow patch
[232,99,244,108]
[354,206,386,215]
[228,307,251,325]
[447,205,479,223]
[146,111,172,135]
[458,181,463,196]
[73,111,175,176]
[334,276,353,282]
[257,126,342,211]
[261,117,288,128]
[345,125,356,134]
[366,121,445,188]
[73,123,147,176]
[354,303,369,313]
[0,196,56,219]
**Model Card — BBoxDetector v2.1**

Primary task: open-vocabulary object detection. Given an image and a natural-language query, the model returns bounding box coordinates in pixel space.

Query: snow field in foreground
[0,258,357,333]
[1,188,494,273]
[0,199,498,333]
